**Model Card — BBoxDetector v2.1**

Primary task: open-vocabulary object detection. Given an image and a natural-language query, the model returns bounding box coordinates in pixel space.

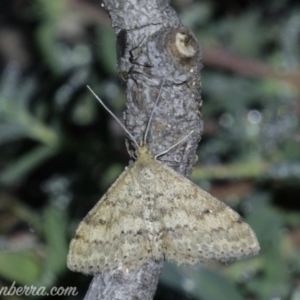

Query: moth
[67,84,259,274]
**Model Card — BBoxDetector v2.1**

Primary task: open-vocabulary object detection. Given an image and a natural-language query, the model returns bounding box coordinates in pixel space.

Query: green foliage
[41,204,68,283]
[160,263,245,300]
[0,252,41,285]
[0,0,299,299]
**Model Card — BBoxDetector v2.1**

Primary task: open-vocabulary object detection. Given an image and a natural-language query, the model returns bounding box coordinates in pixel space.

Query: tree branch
[84,0,203,299]
[202,46,300,90]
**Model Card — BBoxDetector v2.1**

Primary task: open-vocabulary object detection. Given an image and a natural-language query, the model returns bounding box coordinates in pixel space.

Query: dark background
[0,0,299,299]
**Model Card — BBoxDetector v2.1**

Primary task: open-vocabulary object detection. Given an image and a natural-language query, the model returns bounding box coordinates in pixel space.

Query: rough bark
[84,0,203,299]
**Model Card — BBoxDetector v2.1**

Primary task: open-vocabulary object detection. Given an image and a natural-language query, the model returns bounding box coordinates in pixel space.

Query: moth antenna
[87,86,139,149]
[143,76,166,146]
[155,130,194,159]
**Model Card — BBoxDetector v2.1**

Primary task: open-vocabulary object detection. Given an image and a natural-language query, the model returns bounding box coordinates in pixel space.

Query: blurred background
[0,0,299,299]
